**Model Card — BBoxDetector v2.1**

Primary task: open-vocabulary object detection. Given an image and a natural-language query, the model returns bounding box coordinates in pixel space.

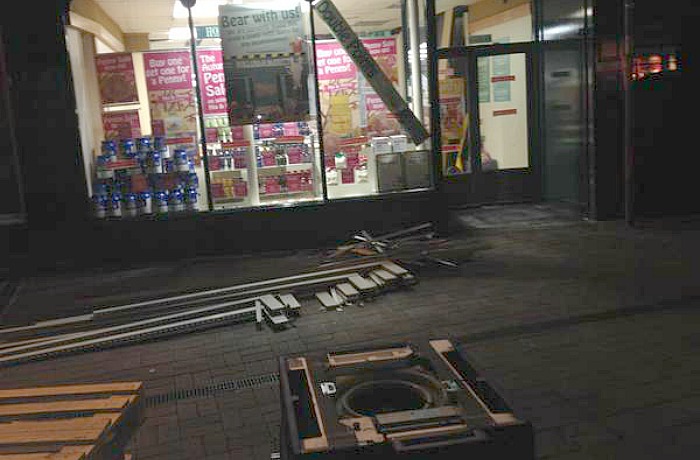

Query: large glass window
[68,0,434,220]
[313,0,433,199]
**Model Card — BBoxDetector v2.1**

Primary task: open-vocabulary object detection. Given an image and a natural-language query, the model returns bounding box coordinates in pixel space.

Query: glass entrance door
[437,46,538,205]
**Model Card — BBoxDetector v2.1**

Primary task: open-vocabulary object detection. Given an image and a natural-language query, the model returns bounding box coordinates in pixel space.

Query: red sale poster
[143,51,197,140]
[315,38,399,153]
[95,53,138,105]
[102,110,141,139]
[196,49,228,116]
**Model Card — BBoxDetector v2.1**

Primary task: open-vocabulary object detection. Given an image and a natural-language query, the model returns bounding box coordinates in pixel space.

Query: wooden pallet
[0,382,143,460]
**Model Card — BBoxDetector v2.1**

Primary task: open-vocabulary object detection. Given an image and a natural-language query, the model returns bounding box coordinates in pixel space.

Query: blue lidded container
[155,190,169,214]
[110,193,122,218]
[175,149,189,172]
[149,150,162,174]
[170,187,185,212]
[92,194,108,219]
[124,193,139,217]
[121,139,136,158]
[140,191,153,215]
[185,187,198,211]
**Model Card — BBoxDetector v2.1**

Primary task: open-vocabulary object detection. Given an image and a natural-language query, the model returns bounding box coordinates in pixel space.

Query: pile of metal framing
[323,223,483,268]
[0,260,414,368]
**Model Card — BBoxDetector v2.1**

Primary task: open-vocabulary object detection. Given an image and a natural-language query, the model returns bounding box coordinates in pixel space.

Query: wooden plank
[0,384,141,401]
[0,415,116,436]
[0,396,134,418]
[0,445,93,460]
[0,423,107,444]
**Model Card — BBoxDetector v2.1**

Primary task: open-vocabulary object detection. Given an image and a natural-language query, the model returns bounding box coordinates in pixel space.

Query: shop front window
[68,0,433,220]
[314,0,433,199]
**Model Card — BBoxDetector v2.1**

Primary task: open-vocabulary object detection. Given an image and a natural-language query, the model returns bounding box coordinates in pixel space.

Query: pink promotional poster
[196,49,228,116]
[143,51,197,139]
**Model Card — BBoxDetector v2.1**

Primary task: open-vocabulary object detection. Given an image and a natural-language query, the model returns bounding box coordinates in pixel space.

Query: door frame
[436,42,542,207]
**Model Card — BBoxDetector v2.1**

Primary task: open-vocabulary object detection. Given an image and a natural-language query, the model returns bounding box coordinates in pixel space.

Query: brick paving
[1,215,699,459]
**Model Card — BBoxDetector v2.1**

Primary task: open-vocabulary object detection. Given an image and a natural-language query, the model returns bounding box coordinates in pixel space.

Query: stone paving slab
[0,220,699,459]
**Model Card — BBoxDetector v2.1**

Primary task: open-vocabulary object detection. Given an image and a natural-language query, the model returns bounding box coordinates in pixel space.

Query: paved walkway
[1,216,698,459]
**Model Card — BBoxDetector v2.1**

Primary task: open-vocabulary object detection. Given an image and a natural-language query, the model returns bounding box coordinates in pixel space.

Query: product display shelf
[257,163,313,175]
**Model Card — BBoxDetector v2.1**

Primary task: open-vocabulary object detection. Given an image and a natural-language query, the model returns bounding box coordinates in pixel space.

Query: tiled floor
[1,215,699,459]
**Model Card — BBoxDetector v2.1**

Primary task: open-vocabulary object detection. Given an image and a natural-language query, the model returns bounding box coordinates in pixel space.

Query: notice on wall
[491,53,512,102]
[102,110,141,140]
[143,51,197,140]
[438,77,465,145]
[218,3,309,124]
[196,49,228,116]
[316,38,400,153]
[477,57,490,103]
[95,53,138,105]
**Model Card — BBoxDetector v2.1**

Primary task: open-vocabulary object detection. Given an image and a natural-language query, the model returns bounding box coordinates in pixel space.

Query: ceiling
[94,0,410,44]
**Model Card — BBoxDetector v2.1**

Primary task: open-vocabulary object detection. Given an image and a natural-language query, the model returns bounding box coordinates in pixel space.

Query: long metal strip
[0,268,385,341]
[93,261,389,316]
[0,271,373,353]
[0,306,258,367]
[0,297,260,356]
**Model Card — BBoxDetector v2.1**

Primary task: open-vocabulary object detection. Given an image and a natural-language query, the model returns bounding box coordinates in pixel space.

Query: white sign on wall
[218,4,304,57]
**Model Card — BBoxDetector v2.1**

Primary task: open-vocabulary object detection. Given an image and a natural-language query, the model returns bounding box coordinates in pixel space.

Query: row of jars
[92,187,199,219]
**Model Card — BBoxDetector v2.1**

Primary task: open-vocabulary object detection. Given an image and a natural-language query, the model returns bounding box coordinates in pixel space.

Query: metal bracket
[320,382,337,396]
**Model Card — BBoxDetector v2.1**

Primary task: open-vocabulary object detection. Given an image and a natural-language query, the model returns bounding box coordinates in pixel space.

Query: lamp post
[181,0,214,211]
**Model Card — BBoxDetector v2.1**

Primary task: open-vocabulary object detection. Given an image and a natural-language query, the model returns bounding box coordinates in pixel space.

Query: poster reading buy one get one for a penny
[143,51,197,139]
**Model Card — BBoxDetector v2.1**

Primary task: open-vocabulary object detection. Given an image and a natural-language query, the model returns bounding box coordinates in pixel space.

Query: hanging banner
[314,0,428,145]
[196,49,228,116]
[143,51,197,140]
[95,53,138,105]
[102,110,141,140]
[218,3,309,124]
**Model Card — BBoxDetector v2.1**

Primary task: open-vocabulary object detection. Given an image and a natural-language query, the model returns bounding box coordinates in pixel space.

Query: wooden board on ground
[0,382,143,460]
[0,445,93,460]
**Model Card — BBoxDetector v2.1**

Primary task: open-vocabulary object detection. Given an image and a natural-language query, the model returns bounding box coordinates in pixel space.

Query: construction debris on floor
[0,259,415,367]
[322,222,482,268]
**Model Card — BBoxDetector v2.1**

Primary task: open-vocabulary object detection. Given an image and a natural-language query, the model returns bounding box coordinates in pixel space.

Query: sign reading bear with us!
[218,4,303,57]
[218,2,309,125]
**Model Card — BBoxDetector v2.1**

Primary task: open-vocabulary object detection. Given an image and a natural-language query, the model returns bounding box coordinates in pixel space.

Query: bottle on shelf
[124,193,139,217]
[110,193,122,218]
[140,191,152,215]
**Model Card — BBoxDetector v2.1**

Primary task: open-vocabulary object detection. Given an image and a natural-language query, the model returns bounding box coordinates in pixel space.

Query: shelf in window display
[257,163,313,175]
[212,196,247,203]
[256,136,308,144]
[259,190,313,198]
[211,169,246,177]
